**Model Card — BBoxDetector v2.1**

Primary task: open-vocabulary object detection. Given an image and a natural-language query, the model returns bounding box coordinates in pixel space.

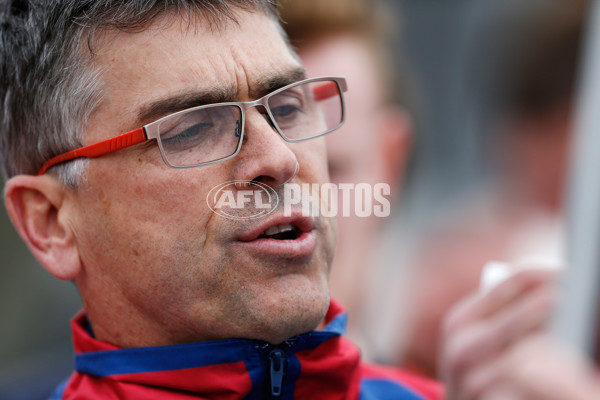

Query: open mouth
[257,224,302,240]
[236,215,317,256]
[238,215,314,242]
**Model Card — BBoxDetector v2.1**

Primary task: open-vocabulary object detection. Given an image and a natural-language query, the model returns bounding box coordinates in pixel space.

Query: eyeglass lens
[156,79,343,167]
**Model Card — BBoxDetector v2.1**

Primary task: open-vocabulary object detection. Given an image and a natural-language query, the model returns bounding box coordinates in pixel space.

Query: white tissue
[480,261,513,293]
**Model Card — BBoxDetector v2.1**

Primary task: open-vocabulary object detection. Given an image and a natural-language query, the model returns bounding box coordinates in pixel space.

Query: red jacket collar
[66,299,362,398]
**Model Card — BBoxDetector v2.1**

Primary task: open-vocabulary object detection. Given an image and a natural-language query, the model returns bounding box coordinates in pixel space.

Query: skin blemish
[98,190,112,215]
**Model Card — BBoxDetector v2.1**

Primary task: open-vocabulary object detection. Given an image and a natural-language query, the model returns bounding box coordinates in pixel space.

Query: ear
[377,106,413,193]
[4,174,81,280]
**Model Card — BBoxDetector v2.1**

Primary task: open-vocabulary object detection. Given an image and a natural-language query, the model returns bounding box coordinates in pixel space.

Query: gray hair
[0,0,279,186]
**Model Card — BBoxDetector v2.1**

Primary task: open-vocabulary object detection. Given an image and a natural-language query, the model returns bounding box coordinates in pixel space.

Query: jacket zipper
[268,348,285,397]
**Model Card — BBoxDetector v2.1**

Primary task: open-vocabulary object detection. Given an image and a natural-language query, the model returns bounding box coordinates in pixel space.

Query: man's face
[68,10,336,346]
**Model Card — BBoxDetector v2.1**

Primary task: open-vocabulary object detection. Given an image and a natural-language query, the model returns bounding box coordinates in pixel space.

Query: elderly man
[0,1,440,398]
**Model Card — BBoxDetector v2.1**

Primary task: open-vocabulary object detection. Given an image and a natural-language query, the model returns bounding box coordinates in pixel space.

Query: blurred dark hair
[504,2,586,118]
[471,0,587,121]
[279,0,415,109]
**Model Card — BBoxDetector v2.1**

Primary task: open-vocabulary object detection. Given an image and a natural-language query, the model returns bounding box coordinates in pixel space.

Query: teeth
[263,224,294,236]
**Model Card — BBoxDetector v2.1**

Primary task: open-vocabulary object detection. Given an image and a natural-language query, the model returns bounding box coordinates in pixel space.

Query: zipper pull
[268,348,285,396]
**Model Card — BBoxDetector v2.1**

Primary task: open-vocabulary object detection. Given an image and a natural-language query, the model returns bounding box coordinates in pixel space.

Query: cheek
[75,166,237,320]
[77,164,223,274]
[295,139,329,182]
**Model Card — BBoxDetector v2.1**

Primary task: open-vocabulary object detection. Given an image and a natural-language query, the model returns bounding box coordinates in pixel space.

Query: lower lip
[236,230,317,257]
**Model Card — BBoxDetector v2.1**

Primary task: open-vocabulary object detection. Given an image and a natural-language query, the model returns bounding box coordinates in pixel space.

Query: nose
[232,109,299,189]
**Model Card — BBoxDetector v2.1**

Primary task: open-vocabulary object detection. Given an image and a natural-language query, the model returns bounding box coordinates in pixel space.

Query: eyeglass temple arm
[37,128,147,175]
[312,80,347,101]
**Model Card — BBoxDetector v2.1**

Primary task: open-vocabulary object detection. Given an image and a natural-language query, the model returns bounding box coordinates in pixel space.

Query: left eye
[271,105,303,120]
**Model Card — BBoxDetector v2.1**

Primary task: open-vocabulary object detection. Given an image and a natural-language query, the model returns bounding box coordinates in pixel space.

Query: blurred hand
[439,268,558,399]
[478,334,600,400]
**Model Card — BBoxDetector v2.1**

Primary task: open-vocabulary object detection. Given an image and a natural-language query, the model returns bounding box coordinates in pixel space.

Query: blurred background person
[397,0,587,378]
[280,0,414,346]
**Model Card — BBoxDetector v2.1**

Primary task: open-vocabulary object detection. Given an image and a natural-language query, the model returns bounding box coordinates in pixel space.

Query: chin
[248,283,330,344]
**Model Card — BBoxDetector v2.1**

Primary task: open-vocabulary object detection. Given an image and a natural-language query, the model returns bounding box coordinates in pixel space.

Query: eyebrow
[248,67,306,99]
[137,67,307,124]
[138,86,236,124]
